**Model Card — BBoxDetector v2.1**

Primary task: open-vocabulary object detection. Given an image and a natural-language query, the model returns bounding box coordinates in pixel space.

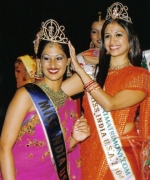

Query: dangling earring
[129,48,132,54]
[66,64,72,78]
[89,41,95,49]
[106,51,110,55]
[36,59,43,78]
[39,63,43,77]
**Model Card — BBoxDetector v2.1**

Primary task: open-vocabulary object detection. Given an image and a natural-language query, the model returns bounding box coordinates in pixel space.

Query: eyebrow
[105,31,124,33]
[43,53,62,55]
[42,53,65,57]
[91,28,98,30]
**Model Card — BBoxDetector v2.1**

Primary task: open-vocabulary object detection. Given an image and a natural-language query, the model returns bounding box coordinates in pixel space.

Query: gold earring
[89,41,95,49]
[129,48,132,53]
[39,63,43,77]
[36,60,43,78]
[66,64,72,78]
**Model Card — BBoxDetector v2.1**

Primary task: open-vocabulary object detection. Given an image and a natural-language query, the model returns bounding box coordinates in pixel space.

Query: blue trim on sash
[24,83,69,180]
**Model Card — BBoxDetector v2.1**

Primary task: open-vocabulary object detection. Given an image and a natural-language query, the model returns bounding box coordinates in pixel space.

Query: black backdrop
[0,0,150,131]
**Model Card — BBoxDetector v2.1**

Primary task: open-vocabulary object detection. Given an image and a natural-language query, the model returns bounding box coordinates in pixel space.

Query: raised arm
[62,73,84,96]
[0,88,33,180]
[66,41,147,111]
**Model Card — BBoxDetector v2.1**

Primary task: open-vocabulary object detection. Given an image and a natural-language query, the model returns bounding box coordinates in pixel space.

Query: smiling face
[104,22,129,59]
[90,20,105,49]
[41,42,68,83]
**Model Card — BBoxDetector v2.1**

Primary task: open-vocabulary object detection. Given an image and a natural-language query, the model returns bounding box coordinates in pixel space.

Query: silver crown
[33,19,68,55]
[105,2,132,23]
[37,19,68,44]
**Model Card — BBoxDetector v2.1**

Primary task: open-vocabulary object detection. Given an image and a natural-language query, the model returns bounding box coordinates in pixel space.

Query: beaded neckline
[108,65,132,75]
[109,61,131,71]
[39,82,67,109]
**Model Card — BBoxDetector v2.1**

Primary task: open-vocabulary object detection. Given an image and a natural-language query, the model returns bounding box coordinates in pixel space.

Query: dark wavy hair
[96,19,141,87]
[36,40,69,59]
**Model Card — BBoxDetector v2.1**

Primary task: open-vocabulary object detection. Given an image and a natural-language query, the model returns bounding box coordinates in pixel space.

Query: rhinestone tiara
[105,2,132,23]
[39,19,68,43]
[33,19,68,54]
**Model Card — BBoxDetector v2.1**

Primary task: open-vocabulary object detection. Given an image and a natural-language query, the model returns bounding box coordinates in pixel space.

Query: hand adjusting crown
[105,2,132,23]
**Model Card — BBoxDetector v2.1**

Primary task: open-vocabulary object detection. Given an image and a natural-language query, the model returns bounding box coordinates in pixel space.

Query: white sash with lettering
[87,93,135,179]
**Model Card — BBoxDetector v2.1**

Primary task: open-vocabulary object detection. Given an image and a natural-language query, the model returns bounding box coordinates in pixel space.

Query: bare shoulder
[9,87,34,112]
[13,87,30,103]
[1,87,35,147]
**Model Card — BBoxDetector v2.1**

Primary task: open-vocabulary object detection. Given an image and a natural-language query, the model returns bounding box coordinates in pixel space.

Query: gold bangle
[83,80,95,90]
[86,82,98,91]
[89,86,100,94]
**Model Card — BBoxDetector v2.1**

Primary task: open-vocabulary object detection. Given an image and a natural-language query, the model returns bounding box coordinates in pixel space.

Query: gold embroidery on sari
[42,151,50,161]
[17,114,40,141]
[29,153,33,158]
[76,158,81,168]
[25,139,45,147]
[70,111,78,119]
[72,175,76,179]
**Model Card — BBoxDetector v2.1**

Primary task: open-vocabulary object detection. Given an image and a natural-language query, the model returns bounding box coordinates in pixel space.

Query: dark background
[0,0,150,131]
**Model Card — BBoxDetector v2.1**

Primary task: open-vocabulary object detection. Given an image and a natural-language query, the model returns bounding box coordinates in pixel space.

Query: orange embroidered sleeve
[124,73,150,94]
[123,73,150,139]
[139,95,150,139]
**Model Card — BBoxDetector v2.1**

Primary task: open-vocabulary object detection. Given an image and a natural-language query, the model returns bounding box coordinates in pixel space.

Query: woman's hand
[68,117,90,152]
[68,41,83,74]
[72,117,90,142]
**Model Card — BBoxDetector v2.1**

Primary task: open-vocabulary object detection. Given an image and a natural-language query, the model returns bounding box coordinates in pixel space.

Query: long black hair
[96,19,141,88]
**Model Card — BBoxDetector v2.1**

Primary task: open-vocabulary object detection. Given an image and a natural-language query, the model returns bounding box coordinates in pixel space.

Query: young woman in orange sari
[62,2,150,179]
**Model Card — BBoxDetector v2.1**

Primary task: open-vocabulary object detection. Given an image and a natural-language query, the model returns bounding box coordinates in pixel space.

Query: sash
[87,93,135,179]
[142,50,150,72]
[81,49,100,57]
[25,83,69,180]
[77,50,98,80]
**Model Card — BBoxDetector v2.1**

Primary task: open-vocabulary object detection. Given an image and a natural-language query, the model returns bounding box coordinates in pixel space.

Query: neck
[109,60,131,70]
[109,55,131,70]
[95,47,100,50]
[39,81,67,108]
[41,77,62,92]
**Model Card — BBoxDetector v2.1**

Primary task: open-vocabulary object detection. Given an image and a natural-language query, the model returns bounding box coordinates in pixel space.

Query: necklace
[39,82,67,109]
[109,61,130,71]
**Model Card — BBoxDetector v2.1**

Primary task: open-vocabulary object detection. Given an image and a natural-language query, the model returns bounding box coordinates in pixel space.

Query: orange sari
[81,66,150,180]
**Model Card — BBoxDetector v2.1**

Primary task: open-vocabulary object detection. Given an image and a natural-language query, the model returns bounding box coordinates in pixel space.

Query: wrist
[76,67,86,78]
[71,133,79,144]
[83,80,100,94]
[68,134,79,153]
[76,67,94,85]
